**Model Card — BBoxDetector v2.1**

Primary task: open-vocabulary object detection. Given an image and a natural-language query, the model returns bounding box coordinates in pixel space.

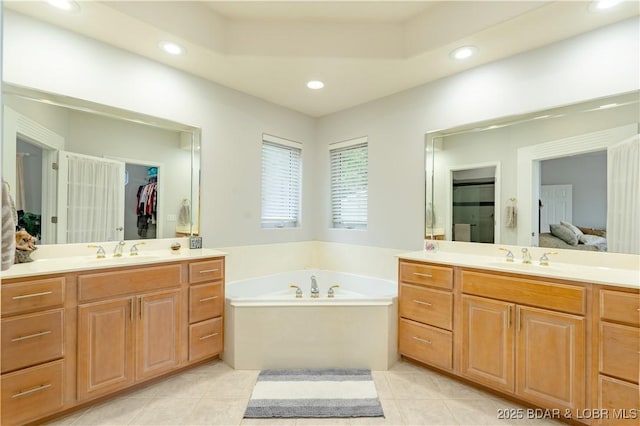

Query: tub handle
[199,296,219,302]
[413,272,432,278]
[290,285,303,298]
[412,336,432,345]
[413,299,432,307]
[328,285,340,298]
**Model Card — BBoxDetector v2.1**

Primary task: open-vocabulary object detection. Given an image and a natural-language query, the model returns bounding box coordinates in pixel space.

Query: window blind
[330,141,368,229]
[261,139,302,228]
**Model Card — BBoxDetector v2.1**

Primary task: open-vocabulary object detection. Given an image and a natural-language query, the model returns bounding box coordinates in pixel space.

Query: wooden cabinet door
[77,297,135,401]
[136,289,181,381]
[516,306,585,411]
[461,295,515,393]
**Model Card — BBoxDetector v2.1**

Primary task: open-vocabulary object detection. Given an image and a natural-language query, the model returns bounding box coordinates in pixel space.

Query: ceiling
[4,1,639,117]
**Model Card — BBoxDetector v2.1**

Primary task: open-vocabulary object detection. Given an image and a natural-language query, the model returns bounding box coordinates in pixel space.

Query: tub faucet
[310,275,320,298]
[521,248,532,264]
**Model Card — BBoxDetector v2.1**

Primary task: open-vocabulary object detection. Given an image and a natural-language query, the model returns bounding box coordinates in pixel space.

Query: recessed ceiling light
[591,0,623,11]
[533,114,552,120]
[597,103,619,109]
[450,46,477,60]
[159,41,185,56]
[48,0,79,12]
[306,80,325,90]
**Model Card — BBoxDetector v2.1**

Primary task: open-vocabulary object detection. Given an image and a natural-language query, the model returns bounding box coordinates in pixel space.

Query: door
[516,306,585,411]
[56,151,125,243]
[77,297,135,401]
[461,295,515,393]
[539,184,572,233]
[136,289,181,381]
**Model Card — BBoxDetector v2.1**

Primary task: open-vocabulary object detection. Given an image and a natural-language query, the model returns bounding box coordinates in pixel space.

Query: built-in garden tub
[223,270,398,370]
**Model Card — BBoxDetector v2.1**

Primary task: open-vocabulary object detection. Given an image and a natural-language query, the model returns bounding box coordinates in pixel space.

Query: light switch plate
[189,236,203,249]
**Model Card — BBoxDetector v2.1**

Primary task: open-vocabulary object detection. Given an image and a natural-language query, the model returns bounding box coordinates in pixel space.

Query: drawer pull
[12,291,53,300]
[412,336,432,345]
[199,332,219,340]
[12,383,52,398]
[413,272,432,278]
[199,296,219,302]
[11,330,52,342]
[199,268,219,274]
[413,299,432,307]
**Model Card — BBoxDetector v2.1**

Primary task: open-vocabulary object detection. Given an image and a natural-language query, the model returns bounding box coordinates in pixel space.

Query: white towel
[454,223,471,242]
[178,199,191,226]
[2,179,16,270]
[505,205,517,228]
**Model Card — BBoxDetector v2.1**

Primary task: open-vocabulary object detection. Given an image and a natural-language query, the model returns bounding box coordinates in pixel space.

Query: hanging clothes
[136,179,157,238]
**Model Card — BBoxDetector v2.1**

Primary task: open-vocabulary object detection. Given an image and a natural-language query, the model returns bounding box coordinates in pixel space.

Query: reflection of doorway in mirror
[452,167,496,243]
[125,164,160,240]
[16,139,44,242]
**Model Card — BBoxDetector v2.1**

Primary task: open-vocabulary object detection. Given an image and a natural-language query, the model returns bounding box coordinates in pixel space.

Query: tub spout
[310,275,319,298]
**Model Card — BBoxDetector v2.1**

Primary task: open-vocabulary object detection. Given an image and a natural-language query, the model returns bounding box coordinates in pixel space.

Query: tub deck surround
[224,270,399,370]
[397,248,639,426]
[0,245,226,425]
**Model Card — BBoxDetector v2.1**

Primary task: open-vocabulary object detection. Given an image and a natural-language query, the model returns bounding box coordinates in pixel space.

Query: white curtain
[607,134,640,254]
[65,153,124,243]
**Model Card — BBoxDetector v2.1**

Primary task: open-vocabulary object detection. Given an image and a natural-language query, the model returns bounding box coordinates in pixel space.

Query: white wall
[3,11,317,247]
[315,18,639,250]
[541,151,608,229]
[4,11,638,252]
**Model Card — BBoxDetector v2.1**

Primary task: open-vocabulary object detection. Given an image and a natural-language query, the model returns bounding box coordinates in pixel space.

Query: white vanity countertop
[1,248,227,280]
[398,250,640,290]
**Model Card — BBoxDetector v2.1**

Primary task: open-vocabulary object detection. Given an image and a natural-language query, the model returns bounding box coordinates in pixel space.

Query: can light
[306,80,325,90]
[591,0,623,11]
[450,46,477,60]
[159,41,185,56]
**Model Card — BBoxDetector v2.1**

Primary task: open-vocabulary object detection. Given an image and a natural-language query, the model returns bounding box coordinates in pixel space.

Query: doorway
[452,167,496,243]
[125,163,160,240]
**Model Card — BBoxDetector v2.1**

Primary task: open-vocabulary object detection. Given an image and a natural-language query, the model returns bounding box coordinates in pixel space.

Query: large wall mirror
[425,91,639,255]
[2,84,201,245]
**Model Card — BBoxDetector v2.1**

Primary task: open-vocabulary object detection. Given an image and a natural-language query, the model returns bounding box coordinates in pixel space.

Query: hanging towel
[454,223,471,242]
[2,179,16,270]
[505,205,517,228]
[178,199,191,226]
[425,202,435,228]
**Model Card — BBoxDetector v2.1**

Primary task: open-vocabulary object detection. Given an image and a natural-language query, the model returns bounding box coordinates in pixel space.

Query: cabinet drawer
[461,270,586,315]
[1,309,64,373]
[399,284,452,330]
[1,359,64,426]
[600,289,640,327]
[189,259,224,284]
[189,317,223,362]
[599,322,639,383]
[399,261,452,290]
[598,375,640,426]
[78,264,181,301]
[189,282,223,324]
[398,318,452,371]
[1,277,65,316]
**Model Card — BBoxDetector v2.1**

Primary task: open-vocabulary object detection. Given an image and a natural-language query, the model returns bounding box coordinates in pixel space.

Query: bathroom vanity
[397,253,639,425]
[0,248,225,425]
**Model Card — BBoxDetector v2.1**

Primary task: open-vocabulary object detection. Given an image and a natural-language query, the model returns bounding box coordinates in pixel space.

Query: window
[330,137,368,229]
[261,134,302,228]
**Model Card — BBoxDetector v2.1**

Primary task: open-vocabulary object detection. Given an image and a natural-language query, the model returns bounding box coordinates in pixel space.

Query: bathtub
[223,270,399,370]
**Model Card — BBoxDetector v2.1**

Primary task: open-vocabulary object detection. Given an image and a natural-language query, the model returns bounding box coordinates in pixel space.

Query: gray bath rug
[243,368,384,418]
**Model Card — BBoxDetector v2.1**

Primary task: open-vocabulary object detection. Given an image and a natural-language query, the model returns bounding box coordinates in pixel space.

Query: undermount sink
[85,254,163,265]
[485,261,561,272]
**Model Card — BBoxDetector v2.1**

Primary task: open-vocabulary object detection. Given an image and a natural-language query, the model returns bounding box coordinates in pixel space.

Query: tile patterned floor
[45,360,565,426]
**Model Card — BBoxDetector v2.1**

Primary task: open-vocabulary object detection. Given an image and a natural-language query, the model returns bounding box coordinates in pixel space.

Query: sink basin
[485,261,561,272]
[85,255,162,266]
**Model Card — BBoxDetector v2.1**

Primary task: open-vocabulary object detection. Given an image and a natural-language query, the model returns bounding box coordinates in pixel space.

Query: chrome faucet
[310,275,320,298]
[521,248,532,264]
[113,241,126,257]
[539,251,558,266]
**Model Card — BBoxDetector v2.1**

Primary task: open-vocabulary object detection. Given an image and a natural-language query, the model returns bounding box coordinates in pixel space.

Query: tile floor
[45,359,565,426]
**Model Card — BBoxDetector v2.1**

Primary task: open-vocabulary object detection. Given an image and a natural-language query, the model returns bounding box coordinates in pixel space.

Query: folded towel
[2,179,16,270]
